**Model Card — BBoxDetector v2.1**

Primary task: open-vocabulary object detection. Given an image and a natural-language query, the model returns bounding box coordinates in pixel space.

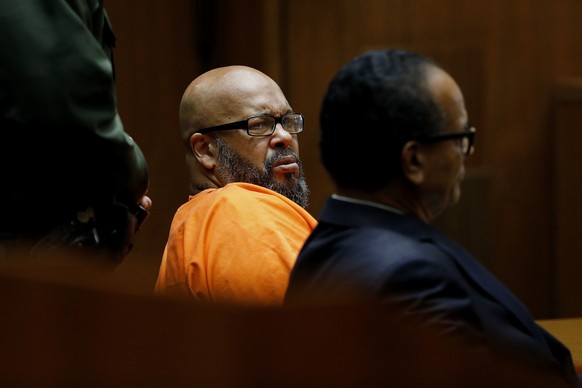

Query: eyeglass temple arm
[197,120,248,134]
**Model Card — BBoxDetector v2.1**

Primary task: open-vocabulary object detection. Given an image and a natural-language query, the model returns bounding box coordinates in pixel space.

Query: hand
[131,194,152,233]
[139,195,152,212]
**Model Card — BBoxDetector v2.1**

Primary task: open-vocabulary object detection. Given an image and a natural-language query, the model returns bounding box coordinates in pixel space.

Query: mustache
[265,148,300,168]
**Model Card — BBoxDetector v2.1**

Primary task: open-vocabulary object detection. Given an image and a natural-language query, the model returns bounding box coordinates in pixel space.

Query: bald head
[179,66,289,146]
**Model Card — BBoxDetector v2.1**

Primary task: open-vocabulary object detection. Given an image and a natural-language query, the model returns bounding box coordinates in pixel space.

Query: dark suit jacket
[286,197,578,383]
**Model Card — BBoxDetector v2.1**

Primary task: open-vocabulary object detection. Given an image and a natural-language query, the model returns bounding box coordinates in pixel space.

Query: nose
[269,123,293,148]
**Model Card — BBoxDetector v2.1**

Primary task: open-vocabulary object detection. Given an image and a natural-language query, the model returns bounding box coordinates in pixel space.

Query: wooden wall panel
[102,0,582,317]
[551,80,582,317]
[281,0,582,317]
[284,0,347,214]
[104,1,199,290]
[477,1,554,315]
[104,0,285,291]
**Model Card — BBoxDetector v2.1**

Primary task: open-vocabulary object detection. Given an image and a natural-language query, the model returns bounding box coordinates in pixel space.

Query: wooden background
[105,0,582,318]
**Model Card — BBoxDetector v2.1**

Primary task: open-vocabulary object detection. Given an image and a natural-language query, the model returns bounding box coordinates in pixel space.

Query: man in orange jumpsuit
[155,66,317,306]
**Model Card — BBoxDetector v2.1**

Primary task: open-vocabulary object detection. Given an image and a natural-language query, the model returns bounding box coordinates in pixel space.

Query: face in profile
[419,66,471,219]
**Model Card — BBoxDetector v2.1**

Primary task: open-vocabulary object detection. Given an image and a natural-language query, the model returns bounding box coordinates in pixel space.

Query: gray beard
[214,137,310,209]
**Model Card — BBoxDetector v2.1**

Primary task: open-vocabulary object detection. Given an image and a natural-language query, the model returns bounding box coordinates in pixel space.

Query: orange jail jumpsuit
[155,182,317,306]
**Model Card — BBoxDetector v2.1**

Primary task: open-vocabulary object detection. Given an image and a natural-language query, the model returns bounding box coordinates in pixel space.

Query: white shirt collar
[331,194,404,215]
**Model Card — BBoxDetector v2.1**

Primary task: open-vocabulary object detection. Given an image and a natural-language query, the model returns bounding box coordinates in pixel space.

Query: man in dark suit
[285,49,579,384]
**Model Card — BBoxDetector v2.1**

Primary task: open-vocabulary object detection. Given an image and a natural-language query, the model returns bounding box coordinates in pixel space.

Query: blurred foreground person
[0,0,150,267]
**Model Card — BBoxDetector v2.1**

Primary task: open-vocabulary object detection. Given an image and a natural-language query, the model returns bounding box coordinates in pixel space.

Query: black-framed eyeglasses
[197,113,304,137]
[415,127,476,156]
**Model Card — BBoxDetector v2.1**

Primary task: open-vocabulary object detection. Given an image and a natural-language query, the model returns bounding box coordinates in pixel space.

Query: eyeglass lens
[247,114,303,136]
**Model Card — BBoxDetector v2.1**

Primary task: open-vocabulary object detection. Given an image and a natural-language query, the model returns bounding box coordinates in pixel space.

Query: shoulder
[202,183,294,211]
[223,183,315,220]
[176,183,316,229]
[303,222,454,275]
[293,225,465,300]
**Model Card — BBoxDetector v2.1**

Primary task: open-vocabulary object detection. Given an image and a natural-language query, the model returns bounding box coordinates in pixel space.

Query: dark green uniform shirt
[0,0,148,233]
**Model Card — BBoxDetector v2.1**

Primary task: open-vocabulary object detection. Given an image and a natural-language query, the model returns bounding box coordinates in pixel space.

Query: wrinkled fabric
[156,183,317,306]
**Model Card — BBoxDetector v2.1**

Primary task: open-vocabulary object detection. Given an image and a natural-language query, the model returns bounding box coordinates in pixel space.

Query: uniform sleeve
[0,0,147,207]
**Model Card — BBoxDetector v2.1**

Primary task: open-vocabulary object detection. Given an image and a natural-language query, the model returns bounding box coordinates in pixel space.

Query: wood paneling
[103,0,582,317]
[551,80,582,317]
[280,0,582,318]
[104,1,199,290]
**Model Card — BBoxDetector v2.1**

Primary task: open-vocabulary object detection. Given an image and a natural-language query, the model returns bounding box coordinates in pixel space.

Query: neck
[188,169,223,196]
[336,184,433,223]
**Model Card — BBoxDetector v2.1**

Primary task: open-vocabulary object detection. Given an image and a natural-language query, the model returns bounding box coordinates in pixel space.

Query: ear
[401,140,425,185]
[190,133,217,170]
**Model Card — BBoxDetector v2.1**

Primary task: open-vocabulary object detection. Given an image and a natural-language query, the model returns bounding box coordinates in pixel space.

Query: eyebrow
[260,109,294,117]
